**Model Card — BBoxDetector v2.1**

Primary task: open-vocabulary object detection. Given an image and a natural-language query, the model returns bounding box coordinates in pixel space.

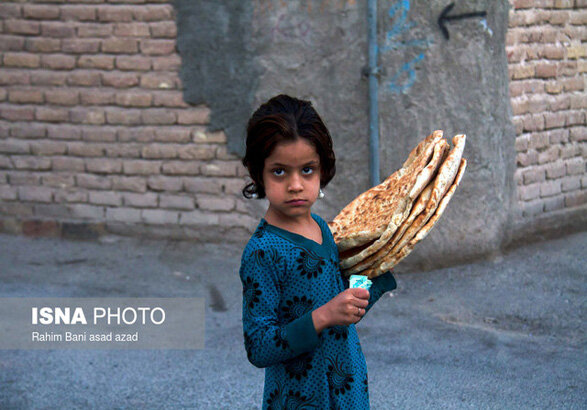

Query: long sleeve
[240,247,320,369]
[342,270,397,316]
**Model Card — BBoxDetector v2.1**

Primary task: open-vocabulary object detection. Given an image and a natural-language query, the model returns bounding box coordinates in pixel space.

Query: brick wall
[0,0,585,244]
[507,0,586,231]
[0,0,255,242]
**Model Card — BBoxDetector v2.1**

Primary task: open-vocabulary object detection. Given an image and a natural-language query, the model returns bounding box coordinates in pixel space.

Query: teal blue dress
[239,212,397,409]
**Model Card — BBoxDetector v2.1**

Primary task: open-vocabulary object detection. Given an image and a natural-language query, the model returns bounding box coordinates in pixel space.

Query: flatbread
[362,157,467,278]
[329,130,444,252]
[338,137,449,270]
[344,180,434,274]
[346,134,465,274]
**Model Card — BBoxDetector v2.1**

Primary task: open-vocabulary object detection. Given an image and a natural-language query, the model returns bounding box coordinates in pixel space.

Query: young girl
[239,94,397,409]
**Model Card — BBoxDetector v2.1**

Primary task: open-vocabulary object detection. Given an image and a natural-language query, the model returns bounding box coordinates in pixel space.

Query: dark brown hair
[241,94,336,199]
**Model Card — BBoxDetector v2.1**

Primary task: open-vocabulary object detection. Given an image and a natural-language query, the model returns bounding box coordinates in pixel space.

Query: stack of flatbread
[327,130,467,279]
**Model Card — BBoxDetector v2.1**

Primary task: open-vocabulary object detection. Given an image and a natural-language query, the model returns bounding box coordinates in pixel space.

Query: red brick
[104,143,141,158]
[86,158,122,174]
[140,73,178,89]
[68,71,101,87]
[7,172,40,185]
[9,89,44,104]
[101,38,138,54]
[114,22,150,37]
[89,191,122,206]
[201,161,240,177]
[147,175,182,191]
[82,127,117,142]
[569,10,587,25]
[61,5,97,21]
[115,92,153,107]
[152,55,181,71]
[77,55,115,70]
[23,4,60,20]
[102,72,139,88]
[31,141,67,156]
[80,90,115,105]
[558,61,577,76]
[30,71,67,86]
[5,20,40,36]
[10,124,46,139]
[141,144,178,159]
[140,39,176,55]
[562,77,584,92]
[25,38,61,53]
[570,127,587,142]
[162,161,200,176]
[549,95,571,112]
[41,22,75,38]
[554,0,573,8]
[70,108,106,125]
[112,176,147,192]
[118,127,155,142]
[115,55,151,71]
[1,106,35,122]
[4,53,40,68]
[545,81,563,94]
[105,109,142,125]
[47,126,81,140]
[133,5,174,21]
[0,71,30,86]
[62,39,100,54]
[41,54,76,70]
[152,92,188,108]
[535,63,557,78]
[45,89,79,105]
[122,160,161,175]
[0,140,30,154]
[523,114,545,132]
[36,107,69,123]
[179,145,215,160]
[567,111,585,126]
[22,220,60,238]
[0,35,25,52]
[544,112,566,129]
[77,173,112,190]
[154,127,191,143]
[510,64,534,80]
[123,192,157,207]
[141,109,176,125]
[77,23,112,38]
[13,156,52,171]
[150,21,176,38]
[97,6,134,22]
[0,4,22,19]
[52,157,85,172]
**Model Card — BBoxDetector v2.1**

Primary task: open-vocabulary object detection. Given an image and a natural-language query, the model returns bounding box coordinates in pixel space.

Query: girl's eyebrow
[270,160,319,167]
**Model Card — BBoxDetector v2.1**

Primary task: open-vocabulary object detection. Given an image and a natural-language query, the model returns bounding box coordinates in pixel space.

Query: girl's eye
[271,167,315,177]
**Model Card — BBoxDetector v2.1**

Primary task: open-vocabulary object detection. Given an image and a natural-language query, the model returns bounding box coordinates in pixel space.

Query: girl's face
[262,138,321,224]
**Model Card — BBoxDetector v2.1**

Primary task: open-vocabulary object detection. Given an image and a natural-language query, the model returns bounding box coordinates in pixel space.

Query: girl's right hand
[311,288,370,334]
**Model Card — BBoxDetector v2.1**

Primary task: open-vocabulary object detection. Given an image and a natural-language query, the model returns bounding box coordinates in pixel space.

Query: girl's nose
[288,173,303,192]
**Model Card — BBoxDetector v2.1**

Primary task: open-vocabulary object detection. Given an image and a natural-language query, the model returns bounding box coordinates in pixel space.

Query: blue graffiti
[388,53,425,94]
[383,0,431,94]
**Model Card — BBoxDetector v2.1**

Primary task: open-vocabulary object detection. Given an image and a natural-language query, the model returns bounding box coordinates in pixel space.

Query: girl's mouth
[287,200,307,206]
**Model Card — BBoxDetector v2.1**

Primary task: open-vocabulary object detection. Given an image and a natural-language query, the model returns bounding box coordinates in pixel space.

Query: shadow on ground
[0,231,585,409]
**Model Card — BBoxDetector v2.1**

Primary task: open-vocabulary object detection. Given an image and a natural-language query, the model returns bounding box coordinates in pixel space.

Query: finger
[352,297,369,309]
[349,288,369,299]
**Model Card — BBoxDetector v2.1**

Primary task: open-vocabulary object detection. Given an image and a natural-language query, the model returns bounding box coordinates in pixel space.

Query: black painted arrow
[438,2,488,40]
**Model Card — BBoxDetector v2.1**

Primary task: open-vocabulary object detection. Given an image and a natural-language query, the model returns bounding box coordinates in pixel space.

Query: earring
[318,188,324,199]
[250,183,259,199]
